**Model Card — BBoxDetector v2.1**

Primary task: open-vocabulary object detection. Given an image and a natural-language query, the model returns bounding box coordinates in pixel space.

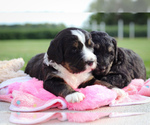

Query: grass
[0,39,50,70]
[0,38,150,78]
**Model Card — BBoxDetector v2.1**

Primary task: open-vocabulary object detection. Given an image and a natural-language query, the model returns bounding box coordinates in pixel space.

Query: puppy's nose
[100,66,106,72]
[86,61,94,66]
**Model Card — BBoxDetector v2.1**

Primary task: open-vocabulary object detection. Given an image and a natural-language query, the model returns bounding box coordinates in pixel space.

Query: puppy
[91,31,146,88]
[25,28,112,103]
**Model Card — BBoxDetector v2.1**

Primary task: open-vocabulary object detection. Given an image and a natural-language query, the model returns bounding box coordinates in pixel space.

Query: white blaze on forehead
[71,29,97,70]
[71,30,85,44]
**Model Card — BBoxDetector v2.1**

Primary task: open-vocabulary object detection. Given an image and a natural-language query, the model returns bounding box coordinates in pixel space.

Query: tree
[88,13,150,25]
[89,0,150,12]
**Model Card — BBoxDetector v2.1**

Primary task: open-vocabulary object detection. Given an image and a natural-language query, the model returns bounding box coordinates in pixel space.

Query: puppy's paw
[112,88,127,98]
[65,92,85,103]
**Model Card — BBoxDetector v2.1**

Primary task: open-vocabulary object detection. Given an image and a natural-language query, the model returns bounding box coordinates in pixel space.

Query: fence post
[129,22,135,38]
[100,22,105,32]
[92,21,97,31]
[118,19,124,39]
[148,18,150,39]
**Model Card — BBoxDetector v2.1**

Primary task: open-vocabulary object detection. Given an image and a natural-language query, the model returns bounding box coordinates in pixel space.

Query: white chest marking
[56,64,91,89]
[43,54,91,89]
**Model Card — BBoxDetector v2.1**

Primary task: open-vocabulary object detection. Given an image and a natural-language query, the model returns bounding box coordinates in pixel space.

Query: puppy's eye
[94,44,100,49]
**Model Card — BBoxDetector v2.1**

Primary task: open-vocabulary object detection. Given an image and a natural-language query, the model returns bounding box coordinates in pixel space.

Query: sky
[0,0,94,27]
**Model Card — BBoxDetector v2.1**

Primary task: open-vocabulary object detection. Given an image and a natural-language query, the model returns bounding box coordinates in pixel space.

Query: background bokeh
[0,0,150,78]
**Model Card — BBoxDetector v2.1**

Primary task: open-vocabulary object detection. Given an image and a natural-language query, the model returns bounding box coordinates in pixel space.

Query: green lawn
[0,38,150,78]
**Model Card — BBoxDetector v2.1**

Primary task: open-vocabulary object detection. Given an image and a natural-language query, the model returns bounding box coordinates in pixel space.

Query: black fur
[25,53,44,80]
[91,31,146,88]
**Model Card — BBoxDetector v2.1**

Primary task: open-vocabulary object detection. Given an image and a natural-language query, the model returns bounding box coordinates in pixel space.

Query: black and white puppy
[25,28,118,103]
[91,31,146,88]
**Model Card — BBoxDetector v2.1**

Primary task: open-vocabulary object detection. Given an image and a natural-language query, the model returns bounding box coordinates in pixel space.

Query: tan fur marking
[63,62,73,73]
[94,79,114,89]
[108,46,113,52]
[87,75,94,81]
[88,39,92,46]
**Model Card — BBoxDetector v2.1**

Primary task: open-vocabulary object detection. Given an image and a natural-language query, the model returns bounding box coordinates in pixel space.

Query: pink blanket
[9,112,144,124]
[0,76,150,112]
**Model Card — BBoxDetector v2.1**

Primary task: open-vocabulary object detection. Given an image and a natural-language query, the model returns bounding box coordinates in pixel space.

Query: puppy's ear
[47,39,63,64]
[112,38,118,63]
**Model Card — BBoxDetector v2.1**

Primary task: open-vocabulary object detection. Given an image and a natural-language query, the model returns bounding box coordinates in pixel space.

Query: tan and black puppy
[25,28,98,103]
[91,31,146,88]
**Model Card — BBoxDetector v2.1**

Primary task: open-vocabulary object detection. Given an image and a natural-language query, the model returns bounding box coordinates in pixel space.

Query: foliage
[89,0,150,12]
[85,25,147,37]
[0,23,66,40]
[0,23,148,39]
[88,13,150,25]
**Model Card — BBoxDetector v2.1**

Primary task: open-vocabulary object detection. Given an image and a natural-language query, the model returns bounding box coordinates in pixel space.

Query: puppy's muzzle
[85,58,97,71]
[99,66,107,72]
[86,60,94,66]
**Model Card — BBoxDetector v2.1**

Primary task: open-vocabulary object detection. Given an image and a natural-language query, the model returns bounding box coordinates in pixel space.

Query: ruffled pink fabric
[0,78,117,111]
[68,85,116,110]
[122,78,150,96]
[110,79,150,106]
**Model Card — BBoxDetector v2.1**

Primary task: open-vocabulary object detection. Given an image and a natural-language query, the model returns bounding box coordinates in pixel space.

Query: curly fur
[0,58,27,83]
[91,31,146,88]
